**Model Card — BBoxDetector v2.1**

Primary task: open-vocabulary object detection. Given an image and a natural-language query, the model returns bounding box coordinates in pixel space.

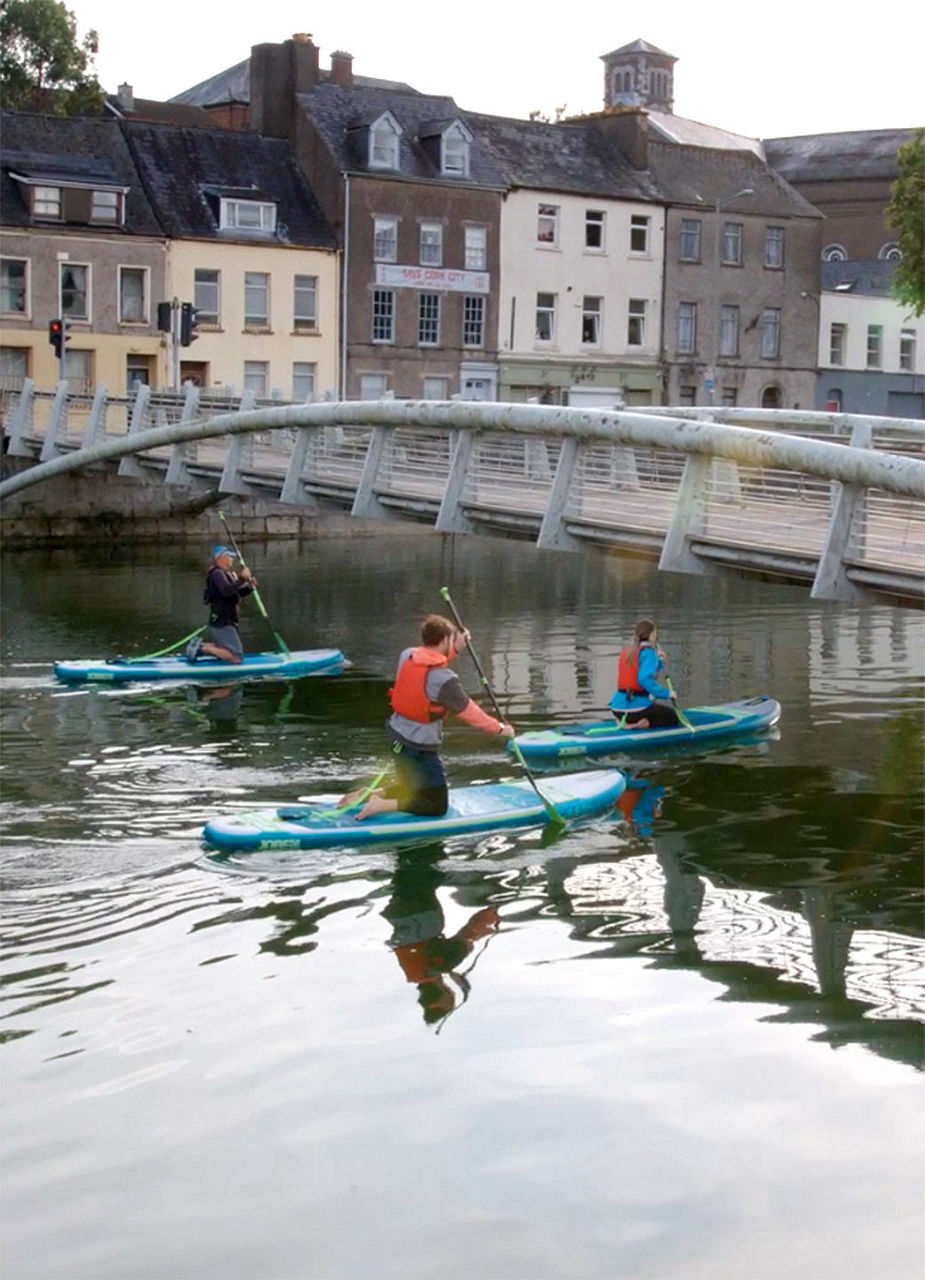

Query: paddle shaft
[217,511,289,654]
[438,587,566,828]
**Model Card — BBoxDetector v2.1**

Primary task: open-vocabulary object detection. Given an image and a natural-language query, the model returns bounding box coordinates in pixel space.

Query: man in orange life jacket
[609,617,680,729]
[340,614,514,820]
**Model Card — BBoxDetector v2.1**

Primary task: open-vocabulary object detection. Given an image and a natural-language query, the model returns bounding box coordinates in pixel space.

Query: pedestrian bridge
[2,380,923,607]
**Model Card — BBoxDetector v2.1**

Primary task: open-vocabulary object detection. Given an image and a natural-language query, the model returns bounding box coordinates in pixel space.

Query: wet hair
[420,614,456,646]
[634,618,657,644]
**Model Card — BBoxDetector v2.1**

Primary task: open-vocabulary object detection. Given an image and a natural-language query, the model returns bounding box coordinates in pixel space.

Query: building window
[535,292,556,342]
[293,275,318,330]
[679,219,701,261]
[60,263,89,319]
[866,324,882,368]
[581,295,602,346]
[825,389,842,412]
[679,385,696,406]
[585,209,605,250]
[442,123,470,176]
[878,242,902,261]
[1,259,27,313]
[829,323,847,366]
[374,216,398,263]
[126,355,152,388]
[463,294,485,347]
[33,185,61,218]
[292,361,316,401]
[118,266,147,323]
[91,190,120,224]
[765,226,784,268]
[419,221,443,266]
[360,373,388,398]
[630,215,650,254]
[822,244,847,262]
[722,222,743,265]
[0,346,29,384]
[721,387,738,407]
[63,348,92,392]
[369,115,401,169]
[537,204,559,246]
[220,199,277,233]
[761,385,782,409]
[464,225,487,270]
[677,301,697,354]
[760,308,781,358]
[372,289,395,342]
[719,305,740,357]
[422,376,448,399]
[418,293,440,345]
[194,269,220,325]
[244,272,269,327]
[900,328,916,371]
[627,298,646,346]
[243,361,268,398]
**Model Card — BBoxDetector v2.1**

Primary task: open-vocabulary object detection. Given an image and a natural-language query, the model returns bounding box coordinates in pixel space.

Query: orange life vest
[389,647,450,723]
[617,643,650,697]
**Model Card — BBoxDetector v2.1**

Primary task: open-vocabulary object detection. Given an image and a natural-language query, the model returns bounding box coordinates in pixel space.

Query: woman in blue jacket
[609,618,680,729]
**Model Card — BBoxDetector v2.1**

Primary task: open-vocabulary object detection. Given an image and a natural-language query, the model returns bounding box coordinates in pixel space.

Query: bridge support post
[658,453,723,575]
[219,391,257,495]
[118,384,151,478]
[84,384,109,451]
[5,379,35,457]
[281,426,320,504]
[165,385,200,485]
[537,436,583,551]
[811,421,872,602]
[435,429,477,533]
[39,381,70,462]
[351,425,391,518]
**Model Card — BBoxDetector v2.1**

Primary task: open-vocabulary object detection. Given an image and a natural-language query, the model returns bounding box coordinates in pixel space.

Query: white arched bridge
[2,380,924,607]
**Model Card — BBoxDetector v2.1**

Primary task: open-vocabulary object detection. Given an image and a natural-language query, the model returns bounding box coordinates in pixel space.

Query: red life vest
[617,643,650,697]
[389,648,449,723]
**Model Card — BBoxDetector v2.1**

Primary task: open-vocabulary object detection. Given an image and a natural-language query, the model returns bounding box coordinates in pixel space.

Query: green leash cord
[439,586,567,831]
[115,625,206,664]
[217,509,290,656]
[308,766,390,820]
[666,678,695,732]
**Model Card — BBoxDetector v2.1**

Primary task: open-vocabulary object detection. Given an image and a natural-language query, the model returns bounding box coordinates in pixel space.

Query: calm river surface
[1,532,923,1280]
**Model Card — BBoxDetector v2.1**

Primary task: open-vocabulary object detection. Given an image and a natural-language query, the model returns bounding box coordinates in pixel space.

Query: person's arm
[433,671,513,736]
[637,647,672,700]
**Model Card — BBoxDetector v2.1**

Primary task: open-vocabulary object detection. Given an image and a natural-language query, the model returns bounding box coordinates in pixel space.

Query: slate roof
[298,83,507,187]
[0,110,162,234]
[821,259,897,296]
[646,140,822,218]
[120,121,336,248]
[646,110,763,156]
[105,94,218,127]
[601,39,675,61]
[170,58,418,107]
[466,111,661,201]
[763,129,918,182]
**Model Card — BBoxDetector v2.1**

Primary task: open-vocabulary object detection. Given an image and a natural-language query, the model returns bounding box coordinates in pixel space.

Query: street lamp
[710,186,754,406]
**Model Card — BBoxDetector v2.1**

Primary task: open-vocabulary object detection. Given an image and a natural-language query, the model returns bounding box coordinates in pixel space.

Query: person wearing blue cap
[185,545,258,664]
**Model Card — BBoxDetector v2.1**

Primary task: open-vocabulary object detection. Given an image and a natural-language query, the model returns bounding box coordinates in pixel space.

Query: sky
[63,0,923,140]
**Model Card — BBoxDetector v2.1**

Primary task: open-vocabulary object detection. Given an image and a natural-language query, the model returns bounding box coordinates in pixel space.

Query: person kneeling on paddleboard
[186,546,257,665]
[340,614,514,820]
[609,618,680,730]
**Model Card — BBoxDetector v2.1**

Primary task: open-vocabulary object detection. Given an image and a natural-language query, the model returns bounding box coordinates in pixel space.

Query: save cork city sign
[374,264,490,293]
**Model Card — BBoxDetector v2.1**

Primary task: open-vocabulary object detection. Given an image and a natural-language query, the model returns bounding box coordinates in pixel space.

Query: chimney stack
[117,82,134,112]
[330,50,354,86]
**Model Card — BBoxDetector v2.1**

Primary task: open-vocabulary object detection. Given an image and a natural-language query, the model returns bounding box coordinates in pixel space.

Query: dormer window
[220,198,277,233]
[11,173,126,226]
[369,113,401,169]
[91,190,120,223]
[34,186,62,219]
[441,121,471,177]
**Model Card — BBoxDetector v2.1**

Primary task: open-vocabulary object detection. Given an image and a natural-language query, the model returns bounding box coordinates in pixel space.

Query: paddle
[216,510,290,655]
[665,677,695,732]
[438,586,567,831]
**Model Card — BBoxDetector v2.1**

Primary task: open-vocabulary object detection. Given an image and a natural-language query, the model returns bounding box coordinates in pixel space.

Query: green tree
[886,129,925,317]
[0,0,104,114]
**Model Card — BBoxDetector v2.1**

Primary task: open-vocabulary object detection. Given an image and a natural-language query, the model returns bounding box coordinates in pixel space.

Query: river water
[1,533,923,1280]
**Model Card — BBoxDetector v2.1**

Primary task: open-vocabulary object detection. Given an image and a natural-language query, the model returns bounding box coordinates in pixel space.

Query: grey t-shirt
[388,648,469,749]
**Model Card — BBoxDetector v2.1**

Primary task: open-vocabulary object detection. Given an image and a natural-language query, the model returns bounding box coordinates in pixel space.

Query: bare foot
[629,718,650,730]
[356,794,399,821]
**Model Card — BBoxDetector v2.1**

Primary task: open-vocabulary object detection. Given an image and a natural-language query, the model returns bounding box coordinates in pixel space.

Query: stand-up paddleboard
[53,648,347,684]
[203,769,627,852]
[512,696,781,761]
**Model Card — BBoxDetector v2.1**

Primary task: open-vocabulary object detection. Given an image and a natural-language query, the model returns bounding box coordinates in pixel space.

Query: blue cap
[211,545,237,560]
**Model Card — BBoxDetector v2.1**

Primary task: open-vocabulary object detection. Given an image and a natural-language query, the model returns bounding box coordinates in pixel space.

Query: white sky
[65,0,923,140]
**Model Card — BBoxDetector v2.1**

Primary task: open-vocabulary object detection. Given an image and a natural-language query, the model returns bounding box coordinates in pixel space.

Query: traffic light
[156,301,172,333]
[48,318,67,360]
[179,302,198,346]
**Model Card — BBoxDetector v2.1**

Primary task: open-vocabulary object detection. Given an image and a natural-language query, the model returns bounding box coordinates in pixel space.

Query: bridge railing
[2,385,923,605]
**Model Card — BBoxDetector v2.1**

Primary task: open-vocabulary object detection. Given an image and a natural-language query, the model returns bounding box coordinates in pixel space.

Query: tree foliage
[0,0,104,114]
[886,129,925,317]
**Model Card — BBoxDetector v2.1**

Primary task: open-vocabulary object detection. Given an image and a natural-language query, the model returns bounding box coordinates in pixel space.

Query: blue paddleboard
[53,648,347,684]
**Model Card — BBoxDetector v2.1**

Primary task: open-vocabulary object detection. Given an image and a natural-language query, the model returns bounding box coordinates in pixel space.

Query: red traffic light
[48,318,66,358]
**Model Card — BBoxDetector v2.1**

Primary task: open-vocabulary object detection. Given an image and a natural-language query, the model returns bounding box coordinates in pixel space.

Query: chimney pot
[117,82,134,111]
[330,50,354,86]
